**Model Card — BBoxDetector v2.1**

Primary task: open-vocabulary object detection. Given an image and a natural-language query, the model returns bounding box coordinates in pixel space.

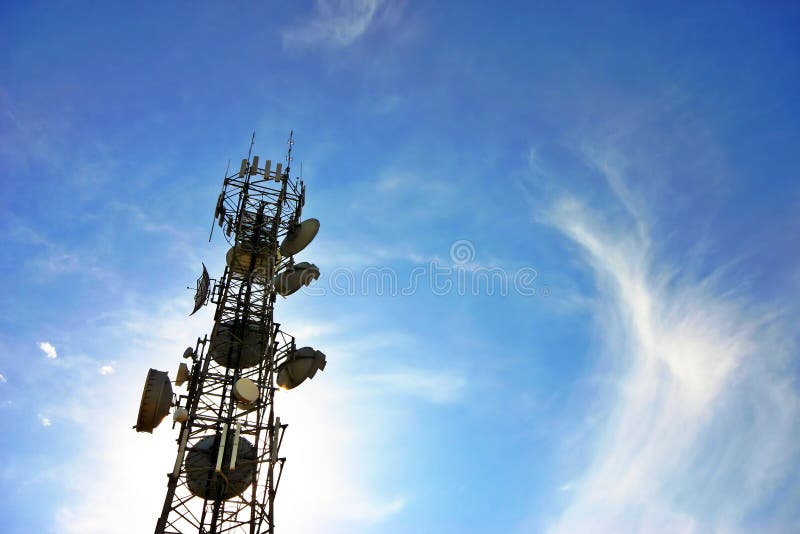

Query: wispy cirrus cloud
[527,150,800,533]
[282,0,385,50]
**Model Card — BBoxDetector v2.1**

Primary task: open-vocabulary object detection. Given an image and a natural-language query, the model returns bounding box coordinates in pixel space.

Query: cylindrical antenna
[285,131,294,176]
[215,423,229,473]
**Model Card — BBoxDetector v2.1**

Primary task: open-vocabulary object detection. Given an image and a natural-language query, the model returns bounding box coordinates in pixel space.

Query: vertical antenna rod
[247,131,256,161]
[285,131,294,176]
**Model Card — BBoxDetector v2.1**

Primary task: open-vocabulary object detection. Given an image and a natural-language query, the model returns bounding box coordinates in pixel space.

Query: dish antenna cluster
[134,132,326,533]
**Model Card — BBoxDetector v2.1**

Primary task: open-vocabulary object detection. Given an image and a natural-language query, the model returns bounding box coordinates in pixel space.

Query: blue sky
[1,1,799,533]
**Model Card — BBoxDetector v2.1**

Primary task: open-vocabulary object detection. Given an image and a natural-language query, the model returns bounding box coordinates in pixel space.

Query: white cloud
[282,0,383,50]
[537,159,800,533]
[38,414,52,427]
[98,364,114,375]
[0,373,6,383]
[38,341,58,359]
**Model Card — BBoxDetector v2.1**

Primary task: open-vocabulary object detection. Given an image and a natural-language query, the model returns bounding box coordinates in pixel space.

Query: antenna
[137,134,328,534]
[247,131,256,161]
[285,130,294,176]
[189,263,211,316]
[279,218,320,256]
[209,160,231,242]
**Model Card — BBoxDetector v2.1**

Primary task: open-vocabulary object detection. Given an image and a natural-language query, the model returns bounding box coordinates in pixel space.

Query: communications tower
[134,133,326,533]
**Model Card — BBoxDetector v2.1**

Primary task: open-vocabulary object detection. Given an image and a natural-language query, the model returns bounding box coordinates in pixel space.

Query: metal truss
[155,138,305,534]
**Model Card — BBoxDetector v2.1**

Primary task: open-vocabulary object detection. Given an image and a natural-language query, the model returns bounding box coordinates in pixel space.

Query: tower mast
[135,134,325,533]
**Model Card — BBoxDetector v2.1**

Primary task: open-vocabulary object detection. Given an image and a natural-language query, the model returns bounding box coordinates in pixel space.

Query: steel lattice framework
[152,134,316,534]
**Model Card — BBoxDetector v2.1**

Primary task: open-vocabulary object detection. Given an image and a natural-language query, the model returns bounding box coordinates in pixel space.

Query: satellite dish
[182,347,194,359]
[190,263,211,316]
[209,321,268,369]
[185,434,256,499]
[279,218,320,256]
[276,347,327,390]
[173,407,189,423]
[134,369,173,433]
[226,247,275,279]
[175,363,190,386]
[233,378,259,404]
[274,262,320,296]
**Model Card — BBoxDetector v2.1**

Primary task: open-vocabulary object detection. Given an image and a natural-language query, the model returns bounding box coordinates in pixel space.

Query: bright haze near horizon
[1,2,799,533]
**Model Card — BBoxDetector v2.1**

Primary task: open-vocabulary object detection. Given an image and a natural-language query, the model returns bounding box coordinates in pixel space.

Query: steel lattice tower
[135,133,326,534]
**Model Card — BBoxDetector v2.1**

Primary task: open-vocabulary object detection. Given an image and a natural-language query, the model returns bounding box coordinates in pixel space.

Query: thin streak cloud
[282,0,383,50]
[353,368,467,404]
